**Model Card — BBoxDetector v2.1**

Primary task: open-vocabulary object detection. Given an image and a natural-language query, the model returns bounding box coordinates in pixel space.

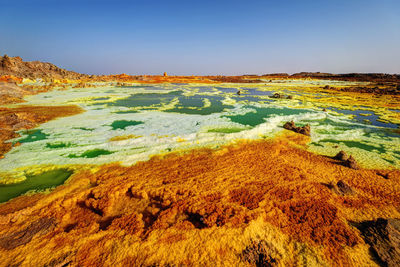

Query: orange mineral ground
[0,132,399,266]
[0,105,85,158]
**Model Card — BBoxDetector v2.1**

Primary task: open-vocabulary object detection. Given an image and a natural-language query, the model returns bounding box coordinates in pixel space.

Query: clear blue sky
[1,0,399,75]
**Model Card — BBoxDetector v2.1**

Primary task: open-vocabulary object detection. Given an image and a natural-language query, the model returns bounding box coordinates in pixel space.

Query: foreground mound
[0,134,399,266]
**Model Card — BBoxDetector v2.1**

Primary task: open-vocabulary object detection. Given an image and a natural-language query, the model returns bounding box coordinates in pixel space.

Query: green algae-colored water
[226,106,311,127]
[68,149,114,158]
[18,129,48,143]
[101,90,182,108]
[111,120,143,130]
[165,95,233,115]
[0,82,399,204]
[46,142,72,149]
[0,169,73,203]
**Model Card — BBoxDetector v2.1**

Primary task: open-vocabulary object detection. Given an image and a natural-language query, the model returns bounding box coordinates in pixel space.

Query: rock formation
[333,151,361,170]
[344,155,361,170]
[357,218,400,267]
[270,92,293,99]
[0,54,88,80]
[283,121,311,136]
[334,150,349,161]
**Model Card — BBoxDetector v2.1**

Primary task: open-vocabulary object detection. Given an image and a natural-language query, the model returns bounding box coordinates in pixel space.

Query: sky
[1,0,400,75]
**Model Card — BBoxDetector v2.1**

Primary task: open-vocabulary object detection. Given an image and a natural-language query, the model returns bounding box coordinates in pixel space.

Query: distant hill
[0,55,89,80]
[290,72,400,81]
[1,54,399,82]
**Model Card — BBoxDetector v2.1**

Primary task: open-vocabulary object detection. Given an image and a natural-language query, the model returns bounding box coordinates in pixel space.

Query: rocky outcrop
[0,81,33,104]
[269,93,293,99]
[0,54,88,80]
[333,150,348,161]
[240,240,279,266]
[283,121,310,136]
[344,155,360,170]
[0,217,55,250]
[291,72,400,82]
[333,151,360,170]
[336,85,400,95]
[357,218,400,267]
[324,180,355,196]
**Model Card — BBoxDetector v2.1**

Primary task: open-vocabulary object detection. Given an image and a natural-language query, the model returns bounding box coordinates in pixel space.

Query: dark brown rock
[270,93,283,99]
[0,217,56,250]
[357,218,400,267]
[322,180,354,196]
[269,92,293,99]
[344,155,360,170]
[336,180,354,195]
[283,121,295,130]
[283,121,311,136]
[240,240,279,267]
[334,150,349,161]
[298,124,310,136]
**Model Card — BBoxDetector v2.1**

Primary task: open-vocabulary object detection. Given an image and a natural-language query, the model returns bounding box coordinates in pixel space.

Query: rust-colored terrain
[0,134,399,266]
[0,105,84,158]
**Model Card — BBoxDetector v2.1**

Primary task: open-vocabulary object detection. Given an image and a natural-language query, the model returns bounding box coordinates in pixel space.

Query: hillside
[0,55,89,80]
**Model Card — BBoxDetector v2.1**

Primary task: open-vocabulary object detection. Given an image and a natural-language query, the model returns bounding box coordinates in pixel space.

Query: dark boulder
[336,180,354,195]
[334,150,349,161]
[333,151,360,169]
[269,92,293,99]
[344,155,360,170]
[0,217,56,250]
[357,218,400,267]
[283,121,311,136]
[270,93,283,99]
[240,240,279,267]
[323,180,354,196]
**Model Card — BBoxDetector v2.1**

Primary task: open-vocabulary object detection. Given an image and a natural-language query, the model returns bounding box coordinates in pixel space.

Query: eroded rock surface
[283,121,311,136]
[344,155,361,170]
[0,217,55,250]
[0,54,87,80]
[240,240,279,267]
[358,218,400,267]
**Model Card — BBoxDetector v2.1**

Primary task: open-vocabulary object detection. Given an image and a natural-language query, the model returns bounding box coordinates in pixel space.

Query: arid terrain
[0,55,399,266]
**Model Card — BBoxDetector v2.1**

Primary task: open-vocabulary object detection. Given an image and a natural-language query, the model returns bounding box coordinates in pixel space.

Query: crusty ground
[0,133,399,266]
